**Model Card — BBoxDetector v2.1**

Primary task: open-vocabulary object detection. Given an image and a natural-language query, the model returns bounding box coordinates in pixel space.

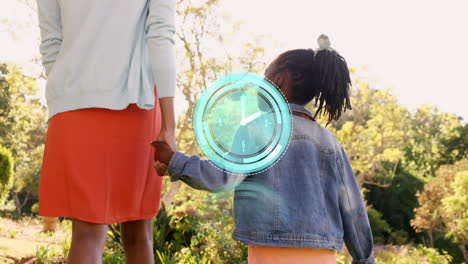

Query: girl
[37,0,177,263]
[153,35,375,264]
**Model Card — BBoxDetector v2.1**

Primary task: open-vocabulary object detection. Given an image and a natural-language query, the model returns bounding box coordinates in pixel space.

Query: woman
[37,0,177,263]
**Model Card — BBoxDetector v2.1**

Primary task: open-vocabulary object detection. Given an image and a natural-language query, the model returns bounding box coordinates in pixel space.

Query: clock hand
[240,111,262,126]
[240,93,246,121]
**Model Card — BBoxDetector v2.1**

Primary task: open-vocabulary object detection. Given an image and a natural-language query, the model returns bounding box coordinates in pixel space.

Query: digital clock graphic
[193,72,292,175]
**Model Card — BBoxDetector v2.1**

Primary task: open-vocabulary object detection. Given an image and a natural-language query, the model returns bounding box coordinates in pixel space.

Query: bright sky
[1,0,467,120]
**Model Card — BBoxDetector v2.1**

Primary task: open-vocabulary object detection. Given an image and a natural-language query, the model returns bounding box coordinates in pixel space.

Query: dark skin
[120,219,154,263]
[67,219,154,264]
[152,62,298,171]
[67,220,107,264]
[264,61,298,105]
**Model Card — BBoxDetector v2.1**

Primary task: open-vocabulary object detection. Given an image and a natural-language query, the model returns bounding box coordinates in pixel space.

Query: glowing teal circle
[193,72,292,175]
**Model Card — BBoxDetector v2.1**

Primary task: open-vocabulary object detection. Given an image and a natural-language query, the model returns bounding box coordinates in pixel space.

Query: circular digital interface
[193,73,292,175]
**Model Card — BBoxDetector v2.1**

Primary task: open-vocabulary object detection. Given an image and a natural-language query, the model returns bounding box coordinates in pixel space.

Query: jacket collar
[289,103,315,120]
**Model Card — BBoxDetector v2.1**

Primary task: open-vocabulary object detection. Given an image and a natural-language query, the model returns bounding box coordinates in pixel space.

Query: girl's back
[231,103,372,252]
[153,36,375,263]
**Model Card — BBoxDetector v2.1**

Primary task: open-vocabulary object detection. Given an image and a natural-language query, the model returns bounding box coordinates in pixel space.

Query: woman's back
[37,0,176,119]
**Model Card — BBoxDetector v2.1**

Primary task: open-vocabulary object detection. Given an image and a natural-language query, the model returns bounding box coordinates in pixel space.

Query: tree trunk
[460,243,467,263]
[422,236,427,247]
[13,192,22,216]
[13,191,30,216]
[427,229,434,248]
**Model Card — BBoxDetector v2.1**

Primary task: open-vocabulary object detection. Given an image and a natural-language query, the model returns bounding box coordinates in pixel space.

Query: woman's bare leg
[68,219,107,264]
[121,218,154,264]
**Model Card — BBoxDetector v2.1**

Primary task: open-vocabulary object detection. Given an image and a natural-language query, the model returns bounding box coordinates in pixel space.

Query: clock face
[193,73,292,175]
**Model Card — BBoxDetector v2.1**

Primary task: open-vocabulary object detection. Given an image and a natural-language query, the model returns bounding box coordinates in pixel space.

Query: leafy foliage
[365,168,424,244]
[367,207,392,244]
[105,197,246,264]
[373,245,452,264]
[0,63,46,213]
[442,170,468,260]
[411,159,468,261]
[439,123,468,165]
[162,0,267,206]
[403,106,463,178]
[102,248,125,264]
[0,145,14,204]
[316,82,411,184]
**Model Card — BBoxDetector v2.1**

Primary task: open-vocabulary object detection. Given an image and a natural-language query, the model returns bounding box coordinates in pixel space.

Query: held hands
[152,129,177,176]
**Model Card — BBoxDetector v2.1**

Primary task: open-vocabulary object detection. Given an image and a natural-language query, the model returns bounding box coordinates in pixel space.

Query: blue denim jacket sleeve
[336,146,376,264]
[167,152,246,192]
[167,125,252,192]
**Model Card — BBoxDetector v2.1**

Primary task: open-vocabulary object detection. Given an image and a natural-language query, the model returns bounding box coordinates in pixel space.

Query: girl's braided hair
[273,35,352,124]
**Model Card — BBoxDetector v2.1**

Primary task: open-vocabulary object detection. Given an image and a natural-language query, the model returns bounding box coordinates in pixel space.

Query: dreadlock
[273,37,352,124]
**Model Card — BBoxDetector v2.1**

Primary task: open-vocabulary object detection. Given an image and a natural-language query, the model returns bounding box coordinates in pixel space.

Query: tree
[162,0,266,206]
[411,159,468,259]
[0,145,14,205]
[403,106,463,179]
[365,168,424,243]
[367,206,392,244]
[411,175,448,247]
[316,80,411,185]
[0,63,46,214]
[319,74,465,249]
[442,170,468,261]
[439,123,468,165]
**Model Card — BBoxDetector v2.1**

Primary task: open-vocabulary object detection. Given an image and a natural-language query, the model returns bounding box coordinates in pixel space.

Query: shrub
[102,248,125,264]
[31,202,39,215]
[156,250,177,264]
[411,245,453,264]
[8,229,17,238]
[105,190,247,264]
[365,168,424,242]
[367,207,392,244]
[373,245,452,264]
[0,145,14,204]
[388,229,409,245]
[35,244,66,264]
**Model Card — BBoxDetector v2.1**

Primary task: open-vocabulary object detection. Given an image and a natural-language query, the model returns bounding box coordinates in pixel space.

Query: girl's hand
[154,160,168,176]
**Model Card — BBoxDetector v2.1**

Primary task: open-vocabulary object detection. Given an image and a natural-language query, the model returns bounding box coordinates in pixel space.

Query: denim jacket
[167,104,375,264]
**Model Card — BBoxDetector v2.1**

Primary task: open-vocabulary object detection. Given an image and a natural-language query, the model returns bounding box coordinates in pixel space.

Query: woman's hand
[151,135,175,176]
[154,97,177,175]
[156,129,177,152]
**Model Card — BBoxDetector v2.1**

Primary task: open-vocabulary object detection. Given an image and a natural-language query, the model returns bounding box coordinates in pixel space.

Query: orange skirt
[248,245,336,264]
[39,98,162,224]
